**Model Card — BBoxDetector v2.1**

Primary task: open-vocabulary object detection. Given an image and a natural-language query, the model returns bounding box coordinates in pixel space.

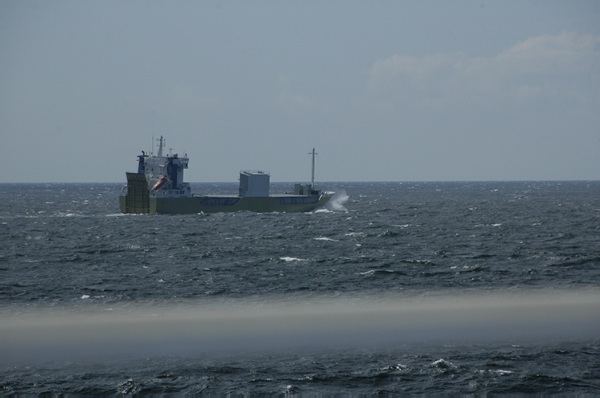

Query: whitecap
[431,359,455,368]
[359,270,376,276]
[314,237,338,241]
[313,208,333,214]
[280,257,304,262]
[393,224,411,228]
[344,232,365,237]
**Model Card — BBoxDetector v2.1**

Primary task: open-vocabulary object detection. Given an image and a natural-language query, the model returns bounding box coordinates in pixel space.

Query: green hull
[120,194,331,214]
[120,173,150,214]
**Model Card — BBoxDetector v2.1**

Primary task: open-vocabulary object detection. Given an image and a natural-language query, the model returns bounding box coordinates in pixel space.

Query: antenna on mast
[309,147,317,188]
[157,136,165,157]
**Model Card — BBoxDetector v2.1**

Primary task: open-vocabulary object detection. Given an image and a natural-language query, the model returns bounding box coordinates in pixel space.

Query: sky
[1,1,599,183]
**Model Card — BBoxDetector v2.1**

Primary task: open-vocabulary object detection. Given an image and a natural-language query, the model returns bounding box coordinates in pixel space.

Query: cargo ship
[120,137,334,214]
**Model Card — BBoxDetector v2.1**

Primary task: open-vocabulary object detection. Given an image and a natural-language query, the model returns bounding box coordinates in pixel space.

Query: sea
[1,181,599,395]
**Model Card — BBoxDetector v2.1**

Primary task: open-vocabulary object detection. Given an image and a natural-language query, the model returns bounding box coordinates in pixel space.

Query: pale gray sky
[2,1,599,183]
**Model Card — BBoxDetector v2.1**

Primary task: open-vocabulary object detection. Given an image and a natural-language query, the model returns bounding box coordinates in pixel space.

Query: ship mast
[310,147,317,188]
[157,136,165,157]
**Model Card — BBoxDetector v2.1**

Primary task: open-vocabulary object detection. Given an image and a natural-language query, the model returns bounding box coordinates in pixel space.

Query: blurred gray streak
[2,289,599,364]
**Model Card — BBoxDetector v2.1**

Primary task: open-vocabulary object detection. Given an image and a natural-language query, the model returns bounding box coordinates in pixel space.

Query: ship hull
[120,194,332,214]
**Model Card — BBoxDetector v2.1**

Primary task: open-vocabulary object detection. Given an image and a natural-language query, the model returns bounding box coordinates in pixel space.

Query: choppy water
[1,181,599,395]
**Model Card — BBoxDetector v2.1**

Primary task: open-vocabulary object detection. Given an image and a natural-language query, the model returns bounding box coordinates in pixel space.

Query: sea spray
[325,190,349,211]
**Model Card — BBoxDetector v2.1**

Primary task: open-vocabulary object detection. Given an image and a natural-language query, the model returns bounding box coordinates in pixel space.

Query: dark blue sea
[1,181,599,395]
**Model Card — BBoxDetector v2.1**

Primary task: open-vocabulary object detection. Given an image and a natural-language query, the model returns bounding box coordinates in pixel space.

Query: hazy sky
[2,1,599,183]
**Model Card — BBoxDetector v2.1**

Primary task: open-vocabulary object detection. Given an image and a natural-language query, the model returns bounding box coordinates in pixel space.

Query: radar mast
[157,136,165,157]
[310,147,317,188]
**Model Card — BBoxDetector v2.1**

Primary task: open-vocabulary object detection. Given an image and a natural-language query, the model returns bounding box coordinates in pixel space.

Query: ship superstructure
[120,137,333,214]
[137,136,192,198]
